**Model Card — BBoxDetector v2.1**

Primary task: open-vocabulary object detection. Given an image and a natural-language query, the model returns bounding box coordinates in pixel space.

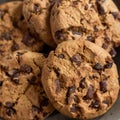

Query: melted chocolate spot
[102,43,108,50]
[40,98,49,107]
[71,54,82,66]
[5,102,14,108]
[87,36,95,42]
[97,2,105,15]
[109,48,117,57]
[58,54,65,59]
[20,64,33,74]
[100,79,107,93]
[0,80,3,86]
[55,30,67,41]
[104,62,113,69]
[6,108,16,116]
[104,36,111,42]
[111,12,119,19]
[32,105,40,113]
[90,100,100,109]
[79,78,86,89]
[34,3,41,13]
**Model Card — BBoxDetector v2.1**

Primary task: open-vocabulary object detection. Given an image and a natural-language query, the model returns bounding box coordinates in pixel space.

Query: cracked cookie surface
[0,50,54,120]
[41,39,119,119]
[50,0,120,57]
[0,1,44,54]
[23,0,56,47]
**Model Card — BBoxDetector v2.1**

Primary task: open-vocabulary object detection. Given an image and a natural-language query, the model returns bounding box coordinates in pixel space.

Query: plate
[0,0,120,120]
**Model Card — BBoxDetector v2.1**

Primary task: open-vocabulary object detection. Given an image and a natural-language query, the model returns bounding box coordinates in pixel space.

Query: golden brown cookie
[41,39,119,119]
[23,0,56,47]
[0,50,54,120]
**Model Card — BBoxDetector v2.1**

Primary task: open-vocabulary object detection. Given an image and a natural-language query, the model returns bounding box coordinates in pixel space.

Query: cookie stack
[0,0,120,120]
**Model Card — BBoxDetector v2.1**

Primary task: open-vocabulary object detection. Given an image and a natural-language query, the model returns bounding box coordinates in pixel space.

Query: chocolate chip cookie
[23,0,56,47]
[41,39,119,119]
[50,0,120,57]
[0,50,54,120]
[0,1,44,54]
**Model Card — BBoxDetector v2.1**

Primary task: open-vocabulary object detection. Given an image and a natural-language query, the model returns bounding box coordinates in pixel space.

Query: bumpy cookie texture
[0,1,44,53]
[23,0,56,47]
[50,0,120,57]
[41,40,119,119]
[0,50,54,120]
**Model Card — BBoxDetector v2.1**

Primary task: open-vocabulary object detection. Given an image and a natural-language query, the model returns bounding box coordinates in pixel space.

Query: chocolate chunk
[0,80,3,86]
[79,78,86,89]
[55,30,67,41]
[34,3,41,13]
[11,41,19,51]
[111,12,119,19]
[41,98,49,107]
[104,62,113,69]
[109,48,117,57]
[33,116,39,120]
[70,104,81,112]
[22,34,36,47]
[1,32,12,40]
[104,36,111,42]
[55,79,61,93]
[70,27,83,36]
[28,76,36,84]
[0,117,5,120]
[6,108,16,116]
[32,105,40,113]
[90,100,100,109]
[83,85,94,100]
[71,54,82,66]
[5,102,14,108]
[93,63,103,70]
[20,64,33,74]
[100,79,107,93]
[87,36,95,42]
[58,54,65,59]
[97,2,105,15]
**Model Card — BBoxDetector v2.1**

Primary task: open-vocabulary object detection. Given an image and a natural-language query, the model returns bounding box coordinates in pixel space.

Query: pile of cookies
[0,0,120,120]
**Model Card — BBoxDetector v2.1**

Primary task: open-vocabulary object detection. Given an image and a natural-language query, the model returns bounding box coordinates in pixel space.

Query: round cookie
[50,0,120,57]
[0,50,54,120]
[23,0,56,47]
[0,1,44,53]
[41,39,119,119]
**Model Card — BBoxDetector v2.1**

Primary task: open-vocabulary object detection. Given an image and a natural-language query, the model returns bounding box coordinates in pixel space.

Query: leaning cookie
[41,39,119,119]
[0,1,44,53]
[0,50,54,120]
[50,0,119,57]
[23,0,56,47]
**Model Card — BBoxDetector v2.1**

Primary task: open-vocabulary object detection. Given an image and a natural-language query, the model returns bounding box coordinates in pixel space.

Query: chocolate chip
[53,67,60,76]
[1,32,12,40]
[11,41,19,51]
[34,3,41,13]
[40,98,49,107]
[83,85,94,100]
[100,79,107,93]
[55,79,61,93]
[71,54,82,66]
[70,27,83,36]
[55,30,67,41]
[22,34,36,47]
[79,78,86,89]
[102,43,108,50]
[6,108,16,116]
[104,36,111,42]
[70,104,81,112]
[32,105,40,113]
[87,36,95,42]
[0,117,5,120]
[97,2,105,15]
[104,62,113,69]
[28,76,36,84]
[74,95,79,103]
[0,80,3,86]
[93,63,103,70]
[90,100,100,109]
[33,116,39,120]
[84,5,88,10]
[58,54,65,59]
[109,48,117,57]
[5,102,14,108]
[111,12,119,19]
[20,64,33,74]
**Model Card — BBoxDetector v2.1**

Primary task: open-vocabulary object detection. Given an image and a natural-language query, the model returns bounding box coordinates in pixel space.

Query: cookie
[0,1,44,53]
[23,0,56,47]
[50,0,120,57]
[0,50,54,120]
[41,39,119,119]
